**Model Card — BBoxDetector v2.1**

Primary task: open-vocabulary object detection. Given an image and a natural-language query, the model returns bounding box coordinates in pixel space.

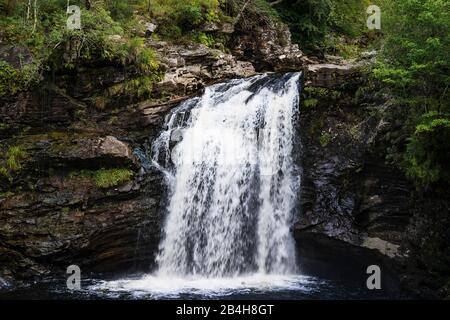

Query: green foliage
[93,168,134,189]
[0,1,162,97]
[144,0,221,38]
[70,168,134,189]
[302,87,341,106]
[304,98,319,108]
[128,39,160,73]
[372,0,450,189]
[122,74,163,99]
[6,145,27,171]
[0,60,41,96]
[373,0,449,111]
[0,166,10,180]
[274,0,371,53]
[193,31,216,46]
[405,112,450,188]
[0,145,28,182]
[105,0,143,21]
[329,0,371,37]
[319,132,332,147]
[61,207,70,214]
[224,0,279,30]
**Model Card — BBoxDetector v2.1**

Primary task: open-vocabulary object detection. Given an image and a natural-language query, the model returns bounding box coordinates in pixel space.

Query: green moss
[0,60,41,97]
[0,144,28,182]
[70,168,134,189]
[0,166,10,180]
[309,115,326,136]
[348,124,362,140]
[91,96,109,110]
[69,170,93,181]
[122,74,163,99]
[0,191,14,198]
[6,146,28,172]
[304,87,341,100]
[94,168,134,188]
[107,116,119,125]
[304,98,319,108]
[319,132,332,147]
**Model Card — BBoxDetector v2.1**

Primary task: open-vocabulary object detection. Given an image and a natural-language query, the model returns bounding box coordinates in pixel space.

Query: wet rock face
[0,129,167,283]
[293,82,450,297]
[294,84,413,252]
[0,170,164,281]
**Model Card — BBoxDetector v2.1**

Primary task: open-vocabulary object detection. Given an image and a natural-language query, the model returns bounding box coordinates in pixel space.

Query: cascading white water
[152,73,301,278]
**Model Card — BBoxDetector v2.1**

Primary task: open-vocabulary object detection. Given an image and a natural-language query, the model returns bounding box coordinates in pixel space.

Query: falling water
[152,73,302,278]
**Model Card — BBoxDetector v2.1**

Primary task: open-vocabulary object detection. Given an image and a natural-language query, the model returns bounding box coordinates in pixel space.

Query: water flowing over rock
[151,73,302,277]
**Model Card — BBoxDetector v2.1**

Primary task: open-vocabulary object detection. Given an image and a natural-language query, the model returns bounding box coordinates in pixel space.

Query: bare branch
[270,0,286,6]
[234,0,252,25]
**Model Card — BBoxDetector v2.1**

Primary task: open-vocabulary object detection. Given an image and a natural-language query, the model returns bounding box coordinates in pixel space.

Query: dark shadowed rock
[0,45,33,69]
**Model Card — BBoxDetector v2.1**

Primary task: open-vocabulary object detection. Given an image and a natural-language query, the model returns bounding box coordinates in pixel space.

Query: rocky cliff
[0,18,448,298]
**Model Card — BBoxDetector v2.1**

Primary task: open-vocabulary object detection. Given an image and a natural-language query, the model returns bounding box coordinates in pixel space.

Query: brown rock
[305,61,365,89]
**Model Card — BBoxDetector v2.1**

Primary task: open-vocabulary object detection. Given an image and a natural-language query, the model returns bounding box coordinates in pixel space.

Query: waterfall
[151,73,302,278]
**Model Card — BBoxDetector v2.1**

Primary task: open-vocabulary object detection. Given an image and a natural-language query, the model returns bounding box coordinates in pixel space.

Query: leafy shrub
[373,0,449,111]
[0,60,42,96]
[373,0,450,189]
[0,1,162,96]
[273,0,371,53]
[193,31,216,46]
[144,0,221,38]
[6,146,27,171]
[405,112,450,188]
[319,132,332,147]
[0,145,28,182]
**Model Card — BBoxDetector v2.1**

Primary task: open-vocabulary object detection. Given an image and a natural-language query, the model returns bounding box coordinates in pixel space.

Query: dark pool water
[0,274,407,300]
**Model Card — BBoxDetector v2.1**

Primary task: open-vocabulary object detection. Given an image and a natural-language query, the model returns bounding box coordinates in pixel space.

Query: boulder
[305,61,365,89]
[145,22,157,37]
[47,135,139,169]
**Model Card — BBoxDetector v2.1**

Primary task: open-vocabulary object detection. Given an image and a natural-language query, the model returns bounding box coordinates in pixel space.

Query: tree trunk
[269,0,286,6]
[32,0,37,33]
[26,0,31,20]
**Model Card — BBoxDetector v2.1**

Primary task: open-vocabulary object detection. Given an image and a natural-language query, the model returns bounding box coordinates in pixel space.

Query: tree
[373,0,450,189]
[374,0,449,112]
